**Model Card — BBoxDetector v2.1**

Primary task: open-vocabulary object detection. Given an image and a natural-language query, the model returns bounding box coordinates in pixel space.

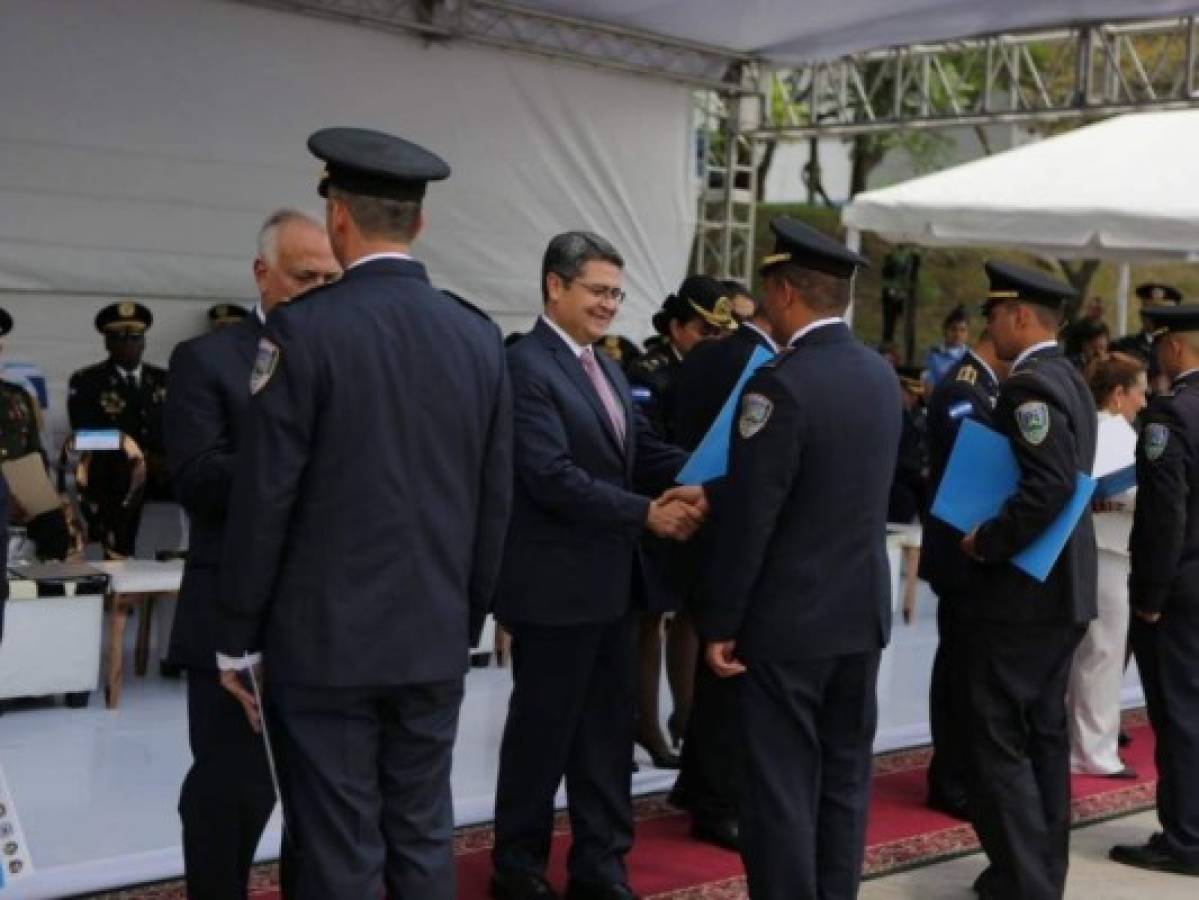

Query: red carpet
[90,713,1158,900]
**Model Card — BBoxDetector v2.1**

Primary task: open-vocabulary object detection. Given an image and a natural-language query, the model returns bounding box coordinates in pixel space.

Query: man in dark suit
[961,262,1097,900]
[68,301,170,556]
[1109,282,1182,393]
[691,218,901,900]
[491,232,704,900]
[1110,305,1199,877]
[667,289,778,850]
[213,128,513,900]
[920,328,1006,820]
[165,208,339,899]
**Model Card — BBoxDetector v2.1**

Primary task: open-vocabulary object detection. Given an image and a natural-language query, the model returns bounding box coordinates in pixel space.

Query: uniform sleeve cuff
[215,651,263,672]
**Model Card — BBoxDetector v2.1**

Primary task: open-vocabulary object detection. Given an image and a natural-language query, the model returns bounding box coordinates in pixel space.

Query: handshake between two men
[645,483,711,542]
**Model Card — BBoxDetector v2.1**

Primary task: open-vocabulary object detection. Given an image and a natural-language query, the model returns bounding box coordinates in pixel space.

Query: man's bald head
[253,208,340,312]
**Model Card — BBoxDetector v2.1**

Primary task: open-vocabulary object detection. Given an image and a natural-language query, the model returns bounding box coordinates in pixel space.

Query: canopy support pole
[845,227,862,327]
[1116,262,1130,337]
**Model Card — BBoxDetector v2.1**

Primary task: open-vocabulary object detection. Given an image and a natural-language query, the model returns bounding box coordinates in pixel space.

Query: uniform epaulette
[956,364,978,385]
[441,289,492,322]
[634,353,668,374]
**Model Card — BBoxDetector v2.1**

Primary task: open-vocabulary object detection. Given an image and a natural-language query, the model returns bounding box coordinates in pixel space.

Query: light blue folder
[931,417,1096,583]
[676,346,775,485]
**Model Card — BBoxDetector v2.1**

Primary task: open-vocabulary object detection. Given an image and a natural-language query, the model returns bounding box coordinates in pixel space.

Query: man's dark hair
[541,231,624,305]
[328,186,420,242]
[767,262,851,313]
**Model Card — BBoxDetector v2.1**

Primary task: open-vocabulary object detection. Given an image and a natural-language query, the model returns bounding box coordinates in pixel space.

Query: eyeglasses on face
[570,279,626,305]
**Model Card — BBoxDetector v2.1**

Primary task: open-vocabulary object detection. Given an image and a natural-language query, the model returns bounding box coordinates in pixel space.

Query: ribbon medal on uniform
[738,392,774,439]
[250,338,280,395]
[1145,423,1170,461]
[1015,401,1050,446]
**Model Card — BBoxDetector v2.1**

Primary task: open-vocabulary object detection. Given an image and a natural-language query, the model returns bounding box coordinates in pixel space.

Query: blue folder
[1094,464,1136,500]
[931,418,1096,582]
[676,345,775,485]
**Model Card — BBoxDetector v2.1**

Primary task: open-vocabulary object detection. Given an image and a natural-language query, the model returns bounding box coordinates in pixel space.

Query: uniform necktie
[580,347,626,447]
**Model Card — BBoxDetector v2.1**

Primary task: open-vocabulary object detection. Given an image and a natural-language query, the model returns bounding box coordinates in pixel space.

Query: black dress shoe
[1119,729,1132,748]
[491,869,560,899]
[1110,841,1199,876]
[972,865,998,895]
[691,815,740,851]
[564,880,640,900]
[634,739,681,769]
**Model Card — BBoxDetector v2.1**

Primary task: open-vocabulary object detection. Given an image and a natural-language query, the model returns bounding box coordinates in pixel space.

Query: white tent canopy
[521,1,1199,63]
[843,109,1199,261]
[842,109,1199,334]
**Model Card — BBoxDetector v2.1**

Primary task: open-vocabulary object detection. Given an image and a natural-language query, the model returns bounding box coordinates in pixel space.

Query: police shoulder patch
[738,392,774,439]
[250,338,280,395]
[1145,423,1170,461]
[956,364,978,385]
[1015,400,1050,445]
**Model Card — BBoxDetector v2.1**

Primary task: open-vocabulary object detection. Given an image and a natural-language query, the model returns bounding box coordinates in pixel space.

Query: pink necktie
[580,347,626,447]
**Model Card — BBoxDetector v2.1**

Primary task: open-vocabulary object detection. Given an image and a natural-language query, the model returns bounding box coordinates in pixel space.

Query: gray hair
[541,231,624,304]
[256,208,324,263]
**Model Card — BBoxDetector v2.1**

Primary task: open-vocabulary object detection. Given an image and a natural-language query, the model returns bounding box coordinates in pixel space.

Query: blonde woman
[1067,352,1147,776]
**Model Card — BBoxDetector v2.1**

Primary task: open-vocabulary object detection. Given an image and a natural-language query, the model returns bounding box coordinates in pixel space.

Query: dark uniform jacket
[919,350,1000,594]
[217,258,513,687]
[698,321,902,660]
[670,324,776,453]
[67,358,170,498]
[494,318,686,627]
[626,344,681,441]
[1129,369,1199,615]
[972,346,1098,625]
[164,315,263,670]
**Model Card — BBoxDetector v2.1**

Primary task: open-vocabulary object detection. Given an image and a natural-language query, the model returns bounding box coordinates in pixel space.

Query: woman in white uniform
[1067,352,1148,776]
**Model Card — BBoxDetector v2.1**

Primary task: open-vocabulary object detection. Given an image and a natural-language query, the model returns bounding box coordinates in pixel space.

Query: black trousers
[675,651,742,819]
[739,651,881,900]
[267,678,464,900]
[927,591,972,804]
[493,615,636,884]
[1131,610,1199,866]
[178,671,276,900]
[965,621,1086,900]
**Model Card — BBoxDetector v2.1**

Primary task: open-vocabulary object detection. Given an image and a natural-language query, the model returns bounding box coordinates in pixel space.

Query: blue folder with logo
[676,346,775,485]
[930,417,1096,582]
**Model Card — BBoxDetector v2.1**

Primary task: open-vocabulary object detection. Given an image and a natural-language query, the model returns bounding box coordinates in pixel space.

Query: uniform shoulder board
[762,347,795,369]
[441,289,492,322]
[636,353,666,374]
[955,364,978,385]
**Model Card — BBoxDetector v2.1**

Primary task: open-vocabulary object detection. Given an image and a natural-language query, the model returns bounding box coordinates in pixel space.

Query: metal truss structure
[762,16,1199,137]
[233,0,748,90]
[229,4,1199,280]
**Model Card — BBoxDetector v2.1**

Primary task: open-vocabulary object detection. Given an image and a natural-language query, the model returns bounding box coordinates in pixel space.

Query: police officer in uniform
[960,262,1098,900]
[920,328,1006,819]
[626,275,735,440]
[668,290,778,850]
[0,308,44,465]
[1109,304,1199,877]
[67,301,169,556]
[206,303,250,332]
[692,217,901,899]
[1110,283,1183,393]
[166,209,338,899]
[213,128,513,900]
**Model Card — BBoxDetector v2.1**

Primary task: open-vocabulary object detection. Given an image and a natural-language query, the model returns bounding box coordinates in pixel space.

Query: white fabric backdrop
[0,0,695,440]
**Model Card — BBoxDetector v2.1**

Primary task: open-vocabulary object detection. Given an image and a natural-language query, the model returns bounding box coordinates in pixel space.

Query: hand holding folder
[931,418,1095,582]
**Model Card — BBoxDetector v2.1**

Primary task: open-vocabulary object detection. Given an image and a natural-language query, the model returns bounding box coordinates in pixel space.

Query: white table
[91,559,184,709]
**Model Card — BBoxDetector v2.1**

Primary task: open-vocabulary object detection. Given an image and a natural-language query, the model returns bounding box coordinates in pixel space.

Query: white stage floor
[0,581,1145,899]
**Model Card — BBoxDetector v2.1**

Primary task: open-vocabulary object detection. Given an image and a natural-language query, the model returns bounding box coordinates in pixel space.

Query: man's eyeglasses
[573,281,627,305]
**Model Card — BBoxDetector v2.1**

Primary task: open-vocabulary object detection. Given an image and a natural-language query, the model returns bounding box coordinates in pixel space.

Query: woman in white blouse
[1067,352,1148,776]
